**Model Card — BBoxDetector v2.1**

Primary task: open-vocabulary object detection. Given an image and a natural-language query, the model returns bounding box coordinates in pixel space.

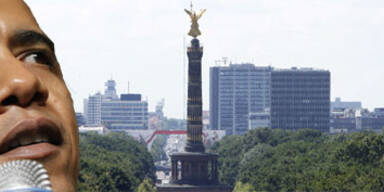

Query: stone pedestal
[169,152,218,185]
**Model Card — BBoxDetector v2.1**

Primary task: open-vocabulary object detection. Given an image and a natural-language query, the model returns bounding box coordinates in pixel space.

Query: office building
[79,125,109,135]
[75,112,86,127]
[356,108,384,131]
[84,80,148,130]
[330,108,356,133]
[331,97,362,111]
[270,68,330,132]
[210,64,272,135]
[330,108,384,133]
[248,110,271,130]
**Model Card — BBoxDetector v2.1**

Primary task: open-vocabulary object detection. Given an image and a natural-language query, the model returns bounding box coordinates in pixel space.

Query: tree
[233,182,255,192]
[212,128,384,191]
[136,178,156,192]
[151,135,168,161]
[210,135,243,186]
[78,132,156,192]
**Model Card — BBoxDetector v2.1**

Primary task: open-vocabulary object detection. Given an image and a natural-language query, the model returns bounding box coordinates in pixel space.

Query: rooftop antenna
[127,81,130,93]
[222,57,228,66]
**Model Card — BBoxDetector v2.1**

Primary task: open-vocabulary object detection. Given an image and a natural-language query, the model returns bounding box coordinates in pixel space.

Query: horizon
[25,0,384,118]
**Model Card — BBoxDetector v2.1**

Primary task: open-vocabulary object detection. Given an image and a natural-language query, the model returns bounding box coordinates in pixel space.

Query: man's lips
[0,143,59,159]
[0,117,63,159]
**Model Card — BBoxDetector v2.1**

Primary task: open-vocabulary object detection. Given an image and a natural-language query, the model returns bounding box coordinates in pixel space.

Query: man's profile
[0,0,78,191]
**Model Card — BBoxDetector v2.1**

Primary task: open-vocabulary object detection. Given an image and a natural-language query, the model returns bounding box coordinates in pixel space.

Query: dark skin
[0,0,78,191]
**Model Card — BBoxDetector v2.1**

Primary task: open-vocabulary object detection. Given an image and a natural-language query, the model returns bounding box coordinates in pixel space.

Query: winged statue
[184,8,206,38]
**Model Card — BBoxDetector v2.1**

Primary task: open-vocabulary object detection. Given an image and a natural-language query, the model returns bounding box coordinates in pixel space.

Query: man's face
[0,0,78,191]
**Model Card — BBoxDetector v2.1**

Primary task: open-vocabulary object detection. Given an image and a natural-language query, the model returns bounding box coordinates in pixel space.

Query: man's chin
[50,175,77,192]
[39,146,77,192]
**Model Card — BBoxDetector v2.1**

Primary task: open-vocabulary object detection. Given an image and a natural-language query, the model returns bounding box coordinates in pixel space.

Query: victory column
[157,4,231,192]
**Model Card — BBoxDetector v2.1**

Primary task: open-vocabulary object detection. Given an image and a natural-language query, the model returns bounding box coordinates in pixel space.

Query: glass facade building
[270,68,330,132]
[210,64,272,135]
[84,93,102,125]
[84,80,148,130]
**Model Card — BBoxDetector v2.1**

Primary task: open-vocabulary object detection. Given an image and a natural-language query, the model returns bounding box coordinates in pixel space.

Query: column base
[169,152,218,185]
[184,141,205,153]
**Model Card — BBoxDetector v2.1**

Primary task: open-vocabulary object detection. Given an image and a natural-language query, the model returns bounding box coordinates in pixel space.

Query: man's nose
[0,59,48,110]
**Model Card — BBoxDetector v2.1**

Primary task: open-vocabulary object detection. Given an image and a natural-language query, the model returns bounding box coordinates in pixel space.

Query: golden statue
[184,4,206,38]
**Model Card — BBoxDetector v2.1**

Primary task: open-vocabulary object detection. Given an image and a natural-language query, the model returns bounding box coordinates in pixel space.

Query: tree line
[77,132,156,192]
[210,128,384,191]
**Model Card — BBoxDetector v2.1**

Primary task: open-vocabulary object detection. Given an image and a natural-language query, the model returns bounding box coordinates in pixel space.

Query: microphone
[0,160,52,192]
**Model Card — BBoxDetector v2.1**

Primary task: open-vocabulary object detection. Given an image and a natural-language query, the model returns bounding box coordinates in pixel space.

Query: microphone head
[0,160,52,191]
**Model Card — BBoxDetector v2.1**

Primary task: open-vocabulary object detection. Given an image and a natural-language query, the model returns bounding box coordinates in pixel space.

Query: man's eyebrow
[9,30,55,52]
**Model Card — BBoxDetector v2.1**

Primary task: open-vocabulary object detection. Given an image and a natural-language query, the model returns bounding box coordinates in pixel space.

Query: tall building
[101,93,148,130]
[210,64,272,135]
[270,68,330,132]
[84,80,148,130]
[83,93,102,125]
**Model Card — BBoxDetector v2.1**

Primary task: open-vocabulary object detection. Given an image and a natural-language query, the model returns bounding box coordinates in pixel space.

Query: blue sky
[25,0,384,118]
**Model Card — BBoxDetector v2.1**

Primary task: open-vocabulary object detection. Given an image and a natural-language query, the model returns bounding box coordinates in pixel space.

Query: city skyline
[25,0,384,118]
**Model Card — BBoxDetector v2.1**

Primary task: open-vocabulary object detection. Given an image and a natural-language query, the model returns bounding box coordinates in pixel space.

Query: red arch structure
[146,130,207,145]
[146,130,186,144]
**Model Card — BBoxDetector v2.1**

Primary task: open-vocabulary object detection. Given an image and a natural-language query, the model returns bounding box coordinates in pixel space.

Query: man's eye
[21,52,52,66]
